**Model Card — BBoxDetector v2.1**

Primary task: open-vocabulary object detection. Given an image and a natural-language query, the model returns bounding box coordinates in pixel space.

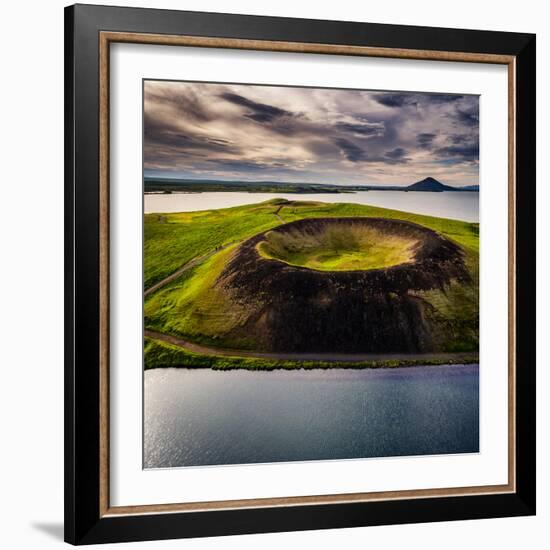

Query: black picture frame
[65,3,536,545]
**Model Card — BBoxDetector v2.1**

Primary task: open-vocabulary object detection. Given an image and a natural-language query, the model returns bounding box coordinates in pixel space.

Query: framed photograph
[64,4,536,545]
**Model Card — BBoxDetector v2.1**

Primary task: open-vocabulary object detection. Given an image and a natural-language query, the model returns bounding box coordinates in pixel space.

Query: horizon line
[143,175,479,189]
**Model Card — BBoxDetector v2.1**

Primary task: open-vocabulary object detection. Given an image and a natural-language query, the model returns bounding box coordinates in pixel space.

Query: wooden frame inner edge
[98,31,517,517]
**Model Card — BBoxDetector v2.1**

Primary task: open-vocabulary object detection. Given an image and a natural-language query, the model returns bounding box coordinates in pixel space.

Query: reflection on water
[144,190,479,222]
[144,364,479,469]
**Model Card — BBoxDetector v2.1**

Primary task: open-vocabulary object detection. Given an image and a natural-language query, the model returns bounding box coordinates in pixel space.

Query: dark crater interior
[216,217,470,353]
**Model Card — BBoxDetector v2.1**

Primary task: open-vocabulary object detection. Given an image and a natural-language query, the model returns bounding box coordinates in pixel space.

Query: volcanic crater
[216,217,470,354]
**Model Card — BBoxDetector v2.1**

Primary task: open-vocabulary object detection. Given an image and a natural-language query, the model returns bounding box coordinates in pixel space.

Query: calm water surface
[144,190,479,222]
[144,364,479,468]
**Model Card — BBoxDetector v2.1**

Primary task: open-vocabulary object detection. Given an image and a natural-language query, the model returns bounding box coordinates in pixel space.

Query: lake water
[144,364,479,469]
[144,190,479,222]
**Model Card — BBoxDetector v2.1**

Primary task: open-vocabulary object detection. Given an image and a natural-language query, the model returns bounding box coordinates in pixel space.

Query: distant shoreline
[144,176,479,195]
[144,188,479,195]
[144,189,355,195]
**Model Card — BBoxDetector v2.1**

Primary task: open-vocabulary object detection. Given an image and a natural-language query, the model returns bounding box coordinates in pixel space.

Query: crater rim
[255,217,434,273]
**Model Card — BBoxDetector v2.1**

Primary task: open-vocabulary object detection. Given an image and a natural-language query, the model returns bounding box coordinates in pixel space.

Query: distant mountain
[406,177,458,192]
[143,176,478,194]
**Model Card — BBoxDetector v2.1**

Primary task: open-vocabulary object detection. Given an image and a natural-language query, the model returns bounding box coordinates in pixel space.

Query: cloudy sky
[144,80,479,187]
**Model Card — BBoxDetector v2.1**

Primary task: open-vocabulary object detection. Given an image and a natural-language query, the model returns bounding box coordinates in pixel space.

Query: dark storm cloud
[143,108,243,172]
[304,138,340,157]
[218,91,320,139]
[374,92,463,108]
[455,109,479,126]
[433,130,479,163]
[448,134,470,144]
[334,138,368,162]
[144,81,479,186]
[448,100,479,128]
[417,133,437,149]
[424,94,464,104]
[374,93,417,108]
[334,141,410,165]
[220,92,293,123]
[144,112,238,153]
[334,121,385,137]
[435,144,479,162]
[210,158,277,171]
[385,147,408,160]
[144,85,214,122]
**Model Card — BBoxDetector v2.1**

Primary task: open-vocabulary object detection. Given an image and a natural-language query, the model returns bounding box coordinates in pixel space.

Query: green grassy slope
[144,202,284,288]
[144,199,479,363]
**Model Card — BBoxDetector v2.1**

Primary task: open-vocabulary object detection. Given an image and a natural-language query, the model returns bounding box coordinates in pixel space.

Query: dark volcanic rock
[216,217,470,354]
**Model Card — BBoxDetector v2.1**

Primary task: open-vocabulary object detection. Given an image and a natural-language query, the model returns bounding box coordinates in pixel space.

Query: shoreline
[143,190,463,195]
[144,200,479,369]
[145,360,480,372]
[144,332,479,371]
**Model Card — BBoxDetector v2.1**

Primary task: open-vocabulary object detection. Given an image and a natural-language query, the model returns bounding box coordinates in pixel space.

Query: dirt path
[144,329,478,364]
[274,204,285,223]
[145,205,286,297]
[144,244,231,297]
[144,210,477,365]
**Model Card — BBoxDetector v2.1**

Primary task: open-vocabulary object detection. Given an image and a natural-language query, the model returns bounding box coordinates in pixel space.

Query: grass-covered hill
[144,199,479,368]
[216,217,470,354]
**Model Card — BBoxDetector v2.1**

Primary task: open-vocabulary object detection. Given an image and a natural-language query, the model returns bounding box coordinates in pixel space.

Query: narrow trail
[145,205,286,298]
[144,243,231,297]
[144,329,478,364]
[145,207,478,365]
[274,204,285,223]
